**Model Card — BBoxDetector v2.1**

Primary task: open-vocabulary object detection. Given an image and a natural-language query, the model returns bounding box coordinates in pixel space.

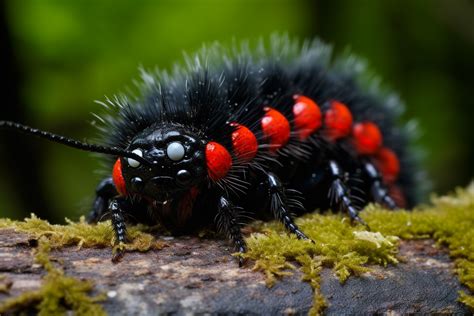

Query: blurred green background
[1,0,473,222]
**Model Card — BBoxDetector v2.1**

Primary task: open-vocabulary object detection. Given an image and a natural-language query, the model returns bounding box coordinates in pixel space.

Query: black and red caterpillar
[0,37,422,264]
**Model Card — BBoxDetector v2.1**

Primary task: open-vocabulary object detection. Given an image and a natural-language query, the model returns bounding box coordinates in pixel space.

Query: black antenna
[0,121,150,165]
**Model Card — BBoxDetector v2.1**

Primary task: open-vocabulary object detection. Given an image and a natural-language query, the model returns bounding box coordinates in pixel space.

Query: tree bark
[0,228,470,314]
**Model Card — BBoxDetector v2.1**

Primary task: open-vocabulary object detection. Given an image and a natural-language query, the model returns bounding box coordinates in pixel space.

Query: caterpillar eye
[127,149,143,168]
[166,142,185,161]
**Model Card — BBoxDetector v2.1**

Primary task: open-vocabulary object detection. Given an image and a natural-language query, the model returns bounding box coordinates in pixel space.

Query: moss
[0,215,166,253]
[243,183,474,313]
[0,216,166,315]
[0,237,106,315]
[0,275,12,294]
[1,185,473,313]
[364,184,474,310]
[243,214,398,314]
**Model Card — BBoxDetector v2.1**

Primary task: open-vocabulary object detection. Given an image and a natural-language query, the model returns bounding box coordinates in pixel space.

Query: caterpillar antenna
[0,121,151,165]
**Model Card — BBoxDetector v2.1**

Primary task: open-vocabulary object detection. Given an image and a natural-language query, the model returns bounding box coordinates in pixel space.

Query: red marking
[112,158,127,195]
[388,184,406,208]
[190,186,200,199]
[177,186,200,224]
[352,122,383,154]
[206,141,232,180]
[323,100,353,141]
[231,123,258,162]
[374,147,400,183]
[292,95,322,140]
[261,107,290,151]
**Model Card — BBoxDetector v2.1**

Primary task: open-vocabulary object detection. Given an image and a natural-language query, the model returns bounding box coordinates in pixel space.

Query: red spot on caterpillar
[324,100,353,141]
[261,107,290,151]
[352,122,383,154]
[112,158,127,195]
[292,95,322,140]
[374,147,400,183]
[206,141,232,180]
[231,123,258,162]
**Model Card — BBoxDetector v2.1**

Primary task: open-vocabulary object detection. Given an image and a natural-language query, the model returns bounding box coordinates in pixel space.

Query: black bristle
[96,36,423,206]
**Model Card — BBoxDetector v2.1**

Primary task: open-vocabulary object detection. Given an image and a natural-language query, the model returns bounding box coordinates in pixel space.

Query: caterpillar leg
[327,160,366,225]
[109,197,129,263]
[87,177,117,223]
[265,172,310,240]
[363,162,397,209]
[215,196,247,267]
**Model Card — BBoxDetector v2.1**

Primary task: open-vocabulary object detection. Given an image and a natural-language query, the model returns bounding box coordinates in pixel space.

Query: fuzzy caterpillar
[0,36,424,264]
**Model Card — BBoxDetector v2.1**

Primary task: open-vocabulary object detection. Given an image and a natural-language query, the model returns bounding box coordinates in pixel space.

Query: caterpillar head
[116,124,207,204]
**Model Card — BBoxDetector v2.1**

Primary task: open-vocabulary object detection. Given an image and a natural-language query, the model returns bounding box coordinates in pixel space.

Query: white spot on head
[166,142,185,161]
[127,149,143,168]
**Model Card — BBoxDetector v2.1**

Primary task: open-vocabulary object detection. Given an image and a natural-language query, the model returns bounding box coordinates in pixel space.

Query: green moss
[0,237,106,315]
[0,214,166,253]
[1,185,473,313]
[0,215,167,314]
[0,275,12,294]
[243,184,474,313]
[243,213,398,314]
[365,184,474,310]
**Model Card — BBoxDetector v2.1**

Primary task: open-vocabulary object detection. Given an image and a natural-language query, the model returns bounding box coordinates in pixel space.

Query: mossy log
[0,228,469,315]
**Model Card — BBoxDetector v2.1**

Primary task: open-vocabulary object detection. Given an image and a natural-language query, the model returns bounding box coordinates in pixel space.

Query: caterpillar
[0,36,423,265]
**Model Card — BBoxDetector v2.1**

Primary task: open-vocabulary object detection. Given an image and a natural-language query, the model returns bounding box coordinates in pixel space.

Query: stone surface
[0,229,470,314]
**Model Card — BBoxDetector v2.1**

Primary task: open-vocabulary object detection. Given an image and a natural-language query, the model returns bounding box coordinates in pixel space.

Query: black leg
[87,177,117,223]
[327,160,366,225]
[215,196,247,267]
[109,197,129,263]
[363,162,397,209]
[266,172,310,241]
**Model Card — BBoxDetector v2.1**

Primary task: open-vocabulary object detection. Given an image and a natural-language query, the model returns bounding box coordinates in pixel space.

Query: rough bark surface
[0,229,470,315]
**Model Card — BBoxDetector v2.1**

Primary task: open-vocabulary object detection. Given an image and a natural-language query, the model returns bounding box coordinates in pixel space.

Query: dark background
[1,0,473,222]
